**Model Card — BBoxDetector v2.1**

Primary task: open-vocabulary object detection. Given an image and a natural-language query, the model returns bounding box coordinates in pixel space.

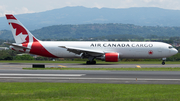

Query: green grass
[0,60,180,64]
[0,82,180,101]
[24,67,180,71]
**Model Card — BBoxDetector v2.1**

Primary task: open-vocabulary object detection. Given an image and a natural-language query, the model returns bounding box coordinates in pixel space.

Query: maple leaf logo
[148,50,153,55]
[15,32,28,43]
[10,23,29,44]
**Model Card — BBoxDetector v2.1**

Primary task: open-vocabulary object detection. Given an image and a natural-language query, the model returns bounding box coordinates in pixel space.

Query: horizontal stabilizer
[4,42,30,49]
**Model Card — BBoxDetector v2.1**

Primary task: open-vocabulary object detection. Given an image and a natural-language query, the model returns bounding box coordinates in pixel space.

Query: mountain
[1,6,180,30]
[1,23,180,40]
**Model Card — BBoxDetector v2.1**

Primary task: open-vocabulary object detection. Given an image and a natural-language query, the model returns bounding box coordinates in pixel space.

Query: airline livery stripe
[6,14,17,20]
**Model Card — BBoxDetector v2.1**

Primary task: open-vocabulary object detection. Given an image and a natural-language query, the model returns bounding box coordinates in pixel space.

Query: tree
[35,56,50,60]
[0,50,13,60]
[166,53,180,61]
[14,54,34,60]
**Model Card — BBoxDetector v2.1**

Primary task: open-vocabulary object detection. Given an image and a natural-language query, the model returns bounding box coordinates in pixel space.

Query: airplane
[5,14,178,65]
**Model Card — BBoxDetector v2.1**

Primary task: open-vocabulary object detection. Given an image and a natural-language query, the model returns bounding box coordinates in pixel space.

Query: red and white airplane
[5,14,178,65]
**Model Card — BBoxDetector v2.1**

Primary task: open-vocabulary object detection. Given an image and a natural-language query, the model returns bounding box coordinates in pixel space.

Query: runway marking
[58,65,67,68]
[0,77,180,81]
[136,65,141,68]
[0,74,85,77]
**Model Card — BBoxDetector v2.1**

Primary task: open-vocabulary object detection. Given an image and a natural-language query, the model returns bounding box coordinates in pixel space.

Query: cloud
[94,2,103,9]
[0,5,34,17]
[21,7,34,14]
[0,5,11,17]
[140,0,180,10]
[1,0,180,17]
[105,0,180,10]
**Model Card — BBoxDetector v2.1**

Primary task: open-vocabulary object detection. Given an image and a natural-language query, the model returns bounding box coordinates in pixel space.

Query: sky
[1,0,180,17]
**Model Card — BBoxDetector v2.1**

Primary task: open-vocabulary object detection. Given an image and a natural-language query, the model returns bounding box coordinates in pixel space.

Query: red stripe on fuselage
[29,38,58,58]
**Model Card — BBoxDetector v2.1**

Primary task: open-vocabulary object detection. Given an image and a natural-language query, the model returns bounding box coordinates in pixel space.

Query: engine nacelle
[100,53,119,62]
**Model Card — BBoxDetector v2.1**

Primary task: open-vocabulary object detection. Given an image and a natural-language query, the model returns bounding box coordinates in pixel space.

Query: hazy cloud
[0,5,34,17]
[1,0,180,17]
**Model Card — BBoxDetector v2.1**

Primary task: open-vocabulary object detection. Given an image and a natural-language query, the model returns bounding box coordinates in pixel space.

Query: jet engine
[99,53,119,62]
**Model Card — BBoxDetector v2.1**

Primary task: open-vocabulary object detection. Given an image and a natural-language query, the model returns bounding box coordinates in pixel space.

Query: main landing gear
[162,58,166,65]
[86,61,96,64]
[86,57,96,64]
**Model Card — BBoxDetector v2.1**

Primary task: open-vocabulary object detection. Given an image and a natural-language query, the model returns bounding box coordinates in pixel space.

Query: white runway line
[0,77,180,81]
[0,74,85,77]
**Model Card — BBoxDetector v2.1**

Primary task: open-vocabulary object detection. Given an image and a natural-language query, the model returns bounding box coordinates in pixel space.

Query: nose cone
[171,48,178,55]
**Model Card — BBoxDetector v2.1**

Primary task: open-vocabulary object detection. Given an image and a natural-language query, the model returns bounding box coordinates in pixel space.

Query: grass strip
[0,82,180,101]
[23,67,180,71]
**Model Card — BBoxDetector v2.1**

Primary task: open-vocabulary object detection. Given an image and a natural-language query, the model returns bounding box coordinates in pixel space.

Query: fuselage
[11,41,178,59]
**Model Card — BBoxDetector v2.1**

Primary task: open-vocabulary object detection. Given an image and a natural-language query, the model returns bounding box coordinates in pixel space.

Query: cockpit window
[168,46,173,49]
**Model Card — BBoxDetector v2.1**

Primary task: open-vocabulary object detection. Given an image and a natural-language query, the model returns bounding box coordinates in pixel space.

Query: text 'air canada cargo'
[5,14,178,65]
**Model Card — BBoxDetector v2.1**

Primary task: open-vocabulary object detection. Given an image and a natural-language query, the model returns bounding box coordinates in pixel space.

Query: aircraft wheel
[86,61,96,64]
[86,61,90,64]
[92,61,96,64]
[162,61,165,65]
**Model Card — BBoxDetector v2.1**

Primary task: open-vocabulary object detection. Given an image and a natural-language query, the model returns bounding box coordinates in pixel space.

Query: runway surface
[0,63,180,70]
[0,63,180,84]
[1,70,180,84]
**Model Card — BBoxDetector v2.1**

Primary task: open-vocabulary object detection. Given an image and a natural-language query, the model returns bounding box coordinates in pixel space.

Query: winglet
[4,42,30,49]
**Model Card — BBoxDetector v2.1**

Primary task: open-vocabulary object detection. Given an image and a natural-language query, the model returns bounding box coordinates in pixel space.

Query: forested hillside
[1,23,180,40]
[1,7,180,30]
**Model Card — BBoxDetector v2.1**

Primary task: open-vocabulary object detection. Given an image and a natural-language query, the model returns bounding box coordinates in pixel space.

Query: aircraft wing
[4,42,30,49]
[59,46,104,56]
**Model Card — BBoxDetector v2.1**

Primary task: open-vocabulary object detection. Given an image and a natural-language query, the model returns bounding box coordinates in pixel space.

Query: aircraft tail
[5,14,57,57]
[5,14,39,44]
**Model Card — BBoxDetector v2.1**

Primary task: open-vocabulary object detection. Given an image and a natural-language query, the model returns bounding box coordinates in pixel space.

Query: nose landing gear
[162,61,165,65]
[162,58,166,65]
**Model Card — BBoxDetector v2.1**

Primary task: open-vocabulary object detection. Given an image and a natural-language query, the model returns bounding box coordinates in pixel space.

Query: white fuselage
[30,41,177,59]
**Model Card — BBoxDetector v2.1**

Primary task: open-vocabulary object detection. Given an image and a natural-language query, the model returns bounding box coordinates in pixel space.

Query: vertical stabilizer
[5,14,57,57]
[5,14,39,44]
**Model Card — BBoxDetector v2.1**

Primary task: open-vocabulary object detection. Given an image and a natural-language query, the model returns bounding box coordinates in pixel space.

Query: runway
[0,70,180,84]
[0,63,180,70]
[0,63,180,84]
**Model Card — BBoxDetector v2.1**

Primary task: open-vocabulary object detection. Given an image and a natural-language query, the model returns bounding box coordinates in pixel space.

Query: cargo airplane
[5,14,178,65]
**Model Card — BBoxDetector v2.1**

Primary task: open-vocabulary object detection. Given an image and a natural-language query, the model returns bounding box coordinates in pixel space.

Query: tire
[92,61,96,64]
[86,61,89,64]
[86,61,96,64]
[162,61,165,65]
